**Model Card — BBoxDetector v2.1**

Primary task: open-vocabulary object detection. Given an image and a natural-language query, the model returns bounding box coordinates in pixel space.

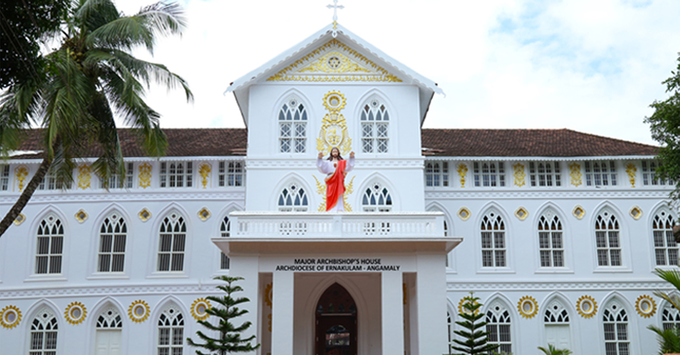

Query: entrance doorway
[315,283,357,355]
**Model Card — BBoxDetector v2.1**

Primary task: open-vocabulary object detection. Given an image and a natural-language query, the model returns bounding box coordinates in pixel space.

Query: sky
[114,0,680,146]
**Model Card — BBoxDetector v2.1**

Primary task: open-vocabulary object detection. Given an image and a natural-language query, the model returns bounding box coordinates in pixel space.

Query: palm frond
[75,0,119,33]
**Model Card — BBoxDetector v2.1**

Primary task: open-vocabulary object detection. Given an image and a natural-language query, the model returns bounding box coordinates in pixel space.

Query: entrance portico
[214,212,460,355]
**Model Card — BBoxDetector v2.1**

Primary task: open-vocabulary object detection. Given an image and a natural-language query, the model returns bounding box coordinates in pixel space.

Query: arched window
[35,215,64,274]
[30,308,59,355]
[95,307,122,354]
[595,211,621,266]
[485,302,512,353]
[481,212,505,267]
[96,308,123,329]
[653,211,678,266]
[538,212,564,267]
[425,161,449,187]
[662,302,680,330]
[362,182,392,212]
[157,212,187,272]
[279,98,307,153]
[447,311,454,354]
[544,300,572,351]
[97,213,127,272]
[602,301,629,355]
[158,306,184,354]
[360,99,389,153]
[220,216,230,270]
[278,182,308,212]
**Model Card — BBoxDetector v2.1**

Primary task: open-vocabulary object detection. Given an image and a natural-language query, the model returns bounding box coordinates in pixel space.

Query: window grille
[0,164,9,190]
[538,213,564,267]
[361,99,389,153]
[653,211,678,266]
[278,183,308,212]
[585,161,617,186]
[473,162,505,187]
[30,309,58,355]
[218,161,244,187]
[220,216,230,270]
[158,307,184,355]
[529,161,561,187]
[544,300,570,323]
[662,303,680,330]
[35,215,64,274]
[100,162,134,189]
[425,161,449,187]
[96,308,123,328]
[642,160,673,186]
[603,303,629,355]
[39,171,71,190]
[97,214,127,272]
[157,213,187,272]
[279,99,307,153]
[486,303,512,354]
[595,212,621,266]
[160,162,193,188]
[362,182,392,212]
[481,212,506,267]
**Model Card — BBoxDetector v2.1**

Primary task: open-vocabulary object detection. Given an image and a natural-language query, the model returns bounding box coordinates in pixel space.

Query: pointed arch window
[538,212,564,267]
[35,215,64,274]
[30,309,59,355]
[278,182,308,212]
[425,161,449,187]
[362,182,392,212]
[279,98,307,153]
[662,303,680,330]
[486,303,512,353]
[544,300,570,323]
[653,211,678,266]
[158,306,184,355]
[97,213,127,272]
[361,99,389,153]
[157,213,187,272]
[481,212,505,267]
[96,308,123,329]
[220,216,230,270]
[603,302,629,355]
[595,211,622,266]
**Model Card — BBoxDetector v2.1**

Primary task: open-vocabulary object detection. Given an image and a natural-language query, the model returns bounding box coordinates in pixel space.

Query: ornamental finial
[327,0,344,37]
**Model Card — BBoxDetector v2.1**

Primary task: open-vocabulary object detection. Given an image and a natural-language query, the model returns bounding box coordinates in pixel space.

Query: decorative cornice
[0,283,227,299]
[0,191,245,204]
[446,281,672,291]
[426,190,671,199]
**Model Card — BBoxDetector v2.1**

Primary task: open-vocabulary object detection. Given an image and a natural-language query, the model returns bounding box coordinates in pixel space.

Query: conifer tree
[451,293,499,355]
[187,276,260,355]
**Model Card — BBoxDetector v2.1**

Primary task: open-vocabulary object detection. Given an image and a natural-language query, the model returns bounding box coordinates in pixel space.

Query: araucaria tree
[451,293,499,355]
[187,276,260,355]
[0,0,193,237]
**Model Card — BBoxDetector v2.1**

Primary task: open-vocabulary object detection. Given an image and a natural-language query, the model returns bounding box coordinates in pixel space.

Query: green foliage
[187,276,260,355]
[451,293,499,355]
[651,268,680,354]
[653,268,680,310]
[645,53,680,203]
[538,343,572,355]
[648,325,680,355]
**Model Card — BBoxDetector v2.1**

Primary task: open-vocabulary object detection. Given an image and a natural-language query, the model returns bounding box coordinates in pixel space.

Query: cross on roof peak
[327,0,344,37]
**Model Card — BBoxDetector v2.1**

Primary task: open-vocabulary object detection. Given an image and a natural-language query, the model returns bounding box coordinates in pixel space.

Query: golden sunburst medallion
[0,305,21,329]
[318,91,351,155]
[191,298,212,321]
[517,296,539,319]
[64,302,87,325]
[576,295,598,318]
[457,297,480,316]
[128,300,150,323]
[635,295,656,318]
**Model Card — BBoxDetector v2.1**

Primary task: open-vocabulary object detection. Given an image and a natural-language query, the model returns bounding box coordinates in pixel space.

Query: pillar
[271,271,295,355]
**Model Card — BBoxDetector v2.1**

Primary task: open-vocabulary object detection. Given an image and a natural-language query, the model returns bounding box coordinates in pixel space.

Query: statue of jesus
[317,147,355,211]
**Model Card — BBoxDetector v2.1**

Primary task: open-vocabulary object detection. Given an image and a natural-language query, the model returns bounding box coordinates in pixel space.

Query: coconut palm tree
[648,325,680,355]
[651,268,680,354]
[537,344,572,355]
[0,0,192,237]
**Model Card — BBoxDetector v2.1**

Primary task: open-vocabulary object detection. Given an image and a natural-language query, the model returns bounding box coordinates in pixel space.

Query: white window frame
[29,308,59,355]
[661,302,680,330]
[585,160,617,186]
[595,211,622,267]
[99,162,134,189]
[0,164,9,190]
[35,215,64,275]
[278,98,307,153]
[538,213,565,268]
[529,161,561,187]
[473,161,505,187]
[653,211,678,266]
[220,216,230,270]
[544,300,570,324]
[218,161,244,187]
[157,307,184,355]
[38,170,72,190]
[360,99,389,154]
[159,161,193,188]
[425,161,449,187]
[361,182,392,212]
[97,213,127,273]
[485,302,512,354]
[481,212,506,268]
[642,160,673,186]
[156,213,187,272]
[278,182,309,212]
[602,302,630,355]
[96,308,123,329]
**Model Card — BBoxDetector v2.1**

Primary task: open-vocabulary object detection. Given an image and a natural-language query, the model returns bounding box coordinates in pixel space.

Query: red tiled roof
[12,128,656,159]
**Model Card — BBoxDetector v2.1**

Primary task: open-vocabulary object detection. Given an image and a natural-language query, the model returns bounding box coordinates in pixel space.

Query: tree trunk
[0,157,51,237]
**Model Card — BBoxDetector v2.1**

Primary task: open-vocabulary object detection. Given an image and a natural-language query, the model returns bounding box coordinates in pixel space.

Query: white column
[229,255,260,354]
[416,253,448,355]
[271,271,295,355]
[382,271,405,355]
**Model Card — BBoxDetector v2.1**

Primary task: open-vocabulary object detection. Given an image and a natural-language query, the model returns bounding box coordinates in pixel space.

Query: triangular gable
[266,39,402,83]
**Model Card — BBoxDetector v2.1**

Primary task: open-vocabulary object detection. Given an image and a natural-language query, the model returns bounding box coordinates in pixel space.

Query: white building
[0,22,676,355]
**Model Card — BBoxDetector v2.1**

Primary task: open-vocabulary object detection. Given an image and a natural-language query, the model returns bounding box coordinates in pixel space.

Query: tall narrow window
[100,162,134,189]
[481,212,506,267]
[662,303,680,330]
[529,161,561,187]
[538,213,564,267]
[0,164,9,190]
[220,216,230,270]
[595,211,622,267]
[158,307,184,355]
[486,303,512,354]
[218,161,244,187]
[653,211,678,266]
[30,309,59,355]
[278,182,308,212]
[585,161,617,186]
[642,160,673,186]
[39,170,71,190]
[544,300,571,351]
[473,162,505,187]
[98,213,127,272]
[361,99,389,153]
[362,182,392,212]
[603,302,629,355]
[160,162,193,188]
[425,161,449,187]
[157,213,187,272]
[35,215,64,274]
[279,99,307,153]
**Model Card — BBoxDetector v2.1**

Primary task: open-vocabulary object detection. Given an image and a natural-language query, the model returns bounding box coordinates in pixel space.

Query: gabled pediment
[267,39,401,83]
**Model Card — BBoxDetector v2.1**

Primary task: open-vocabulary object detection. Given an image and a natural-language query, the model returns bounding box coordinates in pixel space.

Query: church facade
[0,23,676,355]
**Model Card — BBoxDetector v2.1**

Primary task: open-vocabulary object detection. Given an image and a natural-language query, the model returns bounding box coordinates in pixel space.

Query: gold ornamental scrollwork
[317,91,351,155]
[513,163,525,187]
[626,163,637,187]
[138,163,152,189]
[569,163,582,187]
[314,175,354,212]
[77,164,92,190]
[198,163,211,189]
[457,164,468,188]
[15,166,28,191]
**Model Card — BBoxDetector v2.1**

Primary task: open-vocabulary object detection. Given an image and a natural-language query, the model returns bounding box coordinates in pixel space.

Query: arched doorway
[315,283,357,355]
